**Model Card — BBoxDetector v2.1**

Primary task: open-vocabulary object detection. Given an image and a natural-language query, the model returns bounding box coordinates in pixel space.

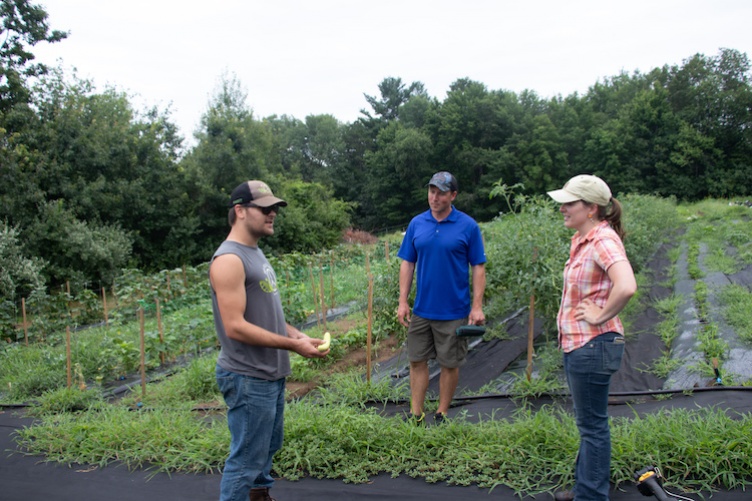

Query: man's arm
[210,253,326,358]
[397,260,416,327]
[286,323,318,342]
[468,263,486,325]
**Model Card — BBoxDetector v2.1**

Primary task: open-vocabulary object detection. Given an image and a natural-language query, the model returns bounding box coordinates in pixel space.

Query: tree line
[1,0,751,301]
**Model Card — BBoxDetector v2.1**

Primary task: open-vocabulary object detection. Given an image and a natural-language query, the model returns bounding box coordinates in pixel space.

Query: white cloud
[32,0,752,145]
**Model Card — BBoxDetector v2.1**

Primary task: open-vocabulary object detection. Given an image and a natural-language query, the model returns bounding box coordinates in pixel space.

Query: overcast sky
[33,0,752,146]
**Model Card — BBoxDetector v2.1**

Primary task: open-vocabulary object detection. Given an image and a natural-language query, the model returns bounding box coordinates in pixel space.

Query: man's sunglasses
[245,203,282,215]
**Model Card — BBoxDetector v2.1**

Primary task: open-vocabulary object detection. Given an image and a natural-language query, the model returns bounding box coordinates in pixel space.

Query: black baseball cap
[229,181,287,208]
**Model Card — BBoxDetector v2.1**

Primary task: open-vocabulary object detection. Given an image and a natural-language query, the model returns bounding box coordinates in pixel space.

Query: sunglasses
[246,203,282,215]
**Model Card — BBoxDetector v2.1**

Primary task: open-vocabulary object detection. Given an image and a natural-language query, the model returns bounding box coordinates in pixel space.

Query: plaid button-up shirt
[557,221,628,353]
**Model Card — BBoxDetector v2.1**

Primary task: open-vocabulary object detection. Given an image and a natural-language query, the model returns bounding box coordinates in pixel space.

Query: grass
[687,242,704,279]
[650,355,682,380]
[14,373,752,495]
[719,284,752,344]
[633,292,683,379]
[16,404,229,474]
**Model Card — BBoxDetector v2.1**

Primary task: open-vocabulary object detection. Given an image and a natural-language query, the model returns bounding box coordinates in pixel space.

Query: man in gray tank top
[210,180,328,501]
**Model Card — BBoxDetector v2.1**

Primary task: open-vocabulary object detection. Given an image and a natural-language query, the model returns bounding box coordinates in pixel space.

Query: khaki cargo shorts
[407,315,469,368]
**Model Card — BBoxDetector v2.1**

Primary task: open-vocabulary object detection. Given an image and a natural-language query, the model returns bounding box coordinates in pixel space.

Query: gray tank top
[210,240,291,380]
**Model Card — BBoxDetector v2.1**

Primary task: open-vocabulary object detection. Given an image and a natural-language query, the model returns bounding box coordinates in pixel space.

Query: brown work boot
[553,490,574,501]
[250,487,276,501]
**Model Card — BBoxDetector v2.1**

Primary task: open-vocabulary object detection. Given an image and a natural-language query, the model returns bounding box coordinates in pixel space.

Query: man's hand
[293,337,329,358]
[397,301,411,327]
[468,306,485,326]
[398,260,415,328]
[285,325,328,357]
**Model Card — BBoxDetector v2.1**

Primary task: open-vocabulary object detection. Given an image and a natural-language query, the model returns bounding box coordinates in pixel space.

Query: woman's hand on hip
[574,298,602,325]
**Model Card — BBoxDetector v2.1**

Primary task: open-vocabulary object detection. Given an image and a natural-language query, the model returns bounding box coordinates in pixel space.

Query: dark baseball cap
[427,171,458,192]
[229,181,288,208]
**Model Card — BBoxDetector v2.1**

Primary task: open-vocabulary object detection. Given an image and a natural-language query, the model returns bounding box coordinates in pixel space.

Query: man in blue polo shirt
[397,171,487,425]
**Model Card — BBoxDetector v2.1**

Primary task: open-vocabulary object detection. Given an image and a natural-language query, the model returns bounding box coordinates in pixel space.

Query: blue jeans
[216,366,286,501]
[563,332,625,501]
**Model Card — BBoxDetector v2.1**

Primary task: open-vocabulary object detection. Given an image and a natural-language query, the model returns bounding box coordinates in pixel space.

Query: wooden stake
[139,308,146,399]
[156,298,165,364]
[285,269,292,308]
[367,275,374,383]
[526,294,535,382]
[329,254,335,311]
[66,326,72,388]
[102,287,109,326]
[385,241,389,261]
[182,264,188,289]
[308,264,320,326]
[526,247,538,382]
[318,262,327,330]
[22,297,28,346]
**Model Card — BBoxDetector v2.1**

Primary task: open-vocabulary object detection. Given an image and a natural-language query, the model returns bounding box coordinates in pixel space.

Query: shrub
[0,221,45,300]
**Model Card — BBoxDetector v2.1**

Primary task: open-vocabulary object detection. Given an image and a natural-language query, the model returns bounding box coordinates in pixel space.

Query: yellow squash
[317,332,331,352]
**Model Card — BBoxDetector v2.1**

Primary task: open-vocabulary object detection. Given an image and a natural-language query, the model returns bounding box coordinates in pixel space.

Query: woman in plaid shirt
[547,175,637,501]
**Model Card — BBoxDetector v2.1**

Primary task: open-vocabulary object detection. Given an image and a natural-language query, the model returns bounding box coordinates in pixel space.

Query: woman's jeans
[563,332,625,501]
[216,366,286,501]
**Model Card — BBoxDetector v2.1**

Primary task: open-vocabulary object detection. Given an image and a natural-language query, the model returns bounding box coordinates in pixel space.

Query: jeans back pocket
[602,336,625,373]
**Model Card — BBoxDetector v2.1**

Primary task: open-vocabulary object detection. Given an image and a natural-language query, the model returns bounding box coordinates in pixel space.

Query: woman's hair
[595,197,625,240]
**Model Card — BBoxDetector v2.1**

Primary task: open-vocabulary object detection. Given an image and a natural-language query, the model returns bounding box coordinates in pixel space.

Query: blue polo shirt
[397,206,486,320]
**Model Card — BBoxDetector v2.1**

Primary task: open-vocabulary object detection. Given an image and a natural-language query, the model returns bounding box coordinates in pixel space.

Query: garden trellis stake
[22,297,28,346]
[329,254,336,312]
[139,308,146,399]
[526,247,538,382]
[367,274,374,384]
[102,287,109,326]
[66,326,72,388]
[318,262,327,330]
[308,263,321,327]
[156,298,165,364]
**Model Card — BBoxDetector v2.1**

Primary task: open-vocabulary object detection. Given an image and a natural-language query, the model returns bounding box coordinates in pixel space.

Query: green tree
[23,200,131,288]
[541,93,588,187]
[431,79,522,219]
[361,122,433,230]
[506,113,563,196]
[265,178,352,254]
[0,0,66,115]
[26,70,193,270]
[265,114,307,178]
[330,119,371,226]
[361,76,427,123]
[299,114,345,185]
[338,77,431,228]
[182,73,276,259]
[665,49,752,197]
[0,65,196,284]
